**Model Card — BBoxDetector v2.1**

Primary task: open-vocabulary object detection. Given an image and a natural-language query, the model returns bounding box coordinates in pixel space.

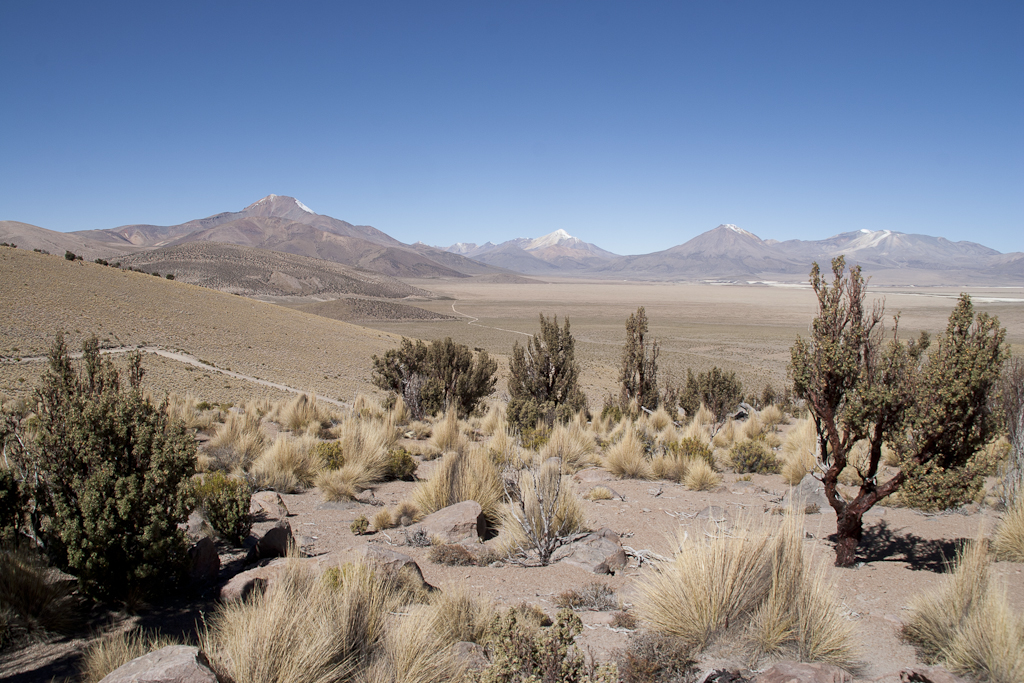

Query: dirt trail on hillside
[7,346,348,408]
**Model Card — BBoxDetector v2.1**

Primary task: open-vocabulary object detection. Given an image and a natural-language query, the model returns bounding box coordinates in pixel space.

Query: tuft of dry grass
[555,582,619,611]
[81,627,181,683]
[712,420,736,449]
[584,485,615,501]
[251,435,323,493]
[361,603,467,683]
[540,421,598,473]
[993,496,1024,562]
[902,540,1024,683]
[684,458,721,491]
[647,406,675,432]
[373,509,395,531]
[165,392,221,432]
[487,427,528,469]
[428,586,495,646]
[352,393,384,420]
[426,409,466,459]
[480,403,506,436]
[393,500,422,526]
[652,454,688,483]
[760,404,786,431]
[603,423,654,480]
[324,414,396,487]
[781,418,818,485]
[270,393,335,434]
[206,409,266,472]
[389,396,410,425]
[0,546,79,638]
[635,513,857,668]
[412,448,503,526]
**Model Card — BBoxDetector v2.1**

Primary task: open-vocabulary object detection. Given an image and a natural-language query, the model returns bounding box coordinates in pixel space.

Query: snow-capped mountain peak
[719,224,759,240]
[527,229,578,250]
[247,194,316,215]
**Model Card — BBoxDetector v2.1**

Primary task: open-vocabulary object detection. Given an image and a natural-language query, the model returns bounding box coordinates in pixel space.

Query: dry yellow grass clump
[496,457,587,560]
[486,427,528,470]
[205,408,266,472]
[781,418,818,485]
[993,496,1024,562]
[540,421,598,473]
[200,557,464,683]
[635,513,856,668]
[425,408,467,459]
[251,435,323,493]
[603,422,654,480]
[411,448,503,526]
[902,541,1024,683]
[684,458,721,491]
[269,393,336,434]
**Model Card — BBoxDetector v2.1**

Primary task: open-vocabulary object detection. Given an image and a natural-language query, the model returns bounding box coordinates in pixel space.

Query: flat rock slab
[251,490,289,519]
[552,527,627,575]
[99,645,218,683]
[755,661,851,683]
[573,468,614,484]
[405,500,485,544]
[782,474,830,512]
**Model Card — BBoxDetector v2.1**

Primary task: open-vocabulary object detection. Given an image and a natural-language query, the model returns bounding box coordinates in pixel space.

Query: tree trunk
[834,507,864,567]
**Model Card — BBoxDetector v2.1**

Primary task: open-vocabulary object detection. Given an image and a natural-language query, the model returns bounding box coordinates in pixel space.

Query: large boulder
[98,645,218,683]
[187,537,220,583]
[245,519,294,563]
[755,661,851,683]
[404,501,485,544]
[219,556,325,602]
[360,545,433,590]
[782,474,831,513]
[552,528,627,575]
[250,491,289,520]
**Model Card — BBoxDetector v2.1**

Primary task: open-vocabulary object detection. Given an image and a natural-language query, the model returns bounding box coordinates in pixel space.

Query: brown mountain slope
[0,247,403,402]
[293,298,458,322]
[0,221,146,261]
[117,242,431,298]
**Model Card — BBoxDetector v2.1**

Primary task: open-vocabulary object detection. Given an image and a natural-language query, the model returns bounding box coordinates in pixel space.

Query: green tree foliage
[371,337,497,419]
[507,314,588,430]
[678,367,743,422]
[11,334,197,599]
[619,307,660,411]
[790,257,1006,566]
[190,473,252,545]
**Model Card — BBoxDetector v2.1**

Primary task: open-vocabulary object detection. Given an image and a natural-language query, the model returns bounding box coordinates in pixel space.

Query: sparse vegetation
[189,472,253,545]
[730,438,780,474]
[507,314,588,430]
[555,582,619,611]
[679,367,743,422]
[902,541,1024,683]
[498,457,587,565]
[619,306,660,411]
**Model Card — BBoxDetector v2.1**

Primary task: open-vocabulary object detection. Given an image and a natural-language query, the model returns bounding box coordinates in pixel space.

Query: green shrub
[385,447,418,481]
[896,459,986,512]
[312,440,345,469]
[730,439,779,474]
[0,468,25,547]
[480,608,617,683]
[350,515,369,536]
[666,437,715,469]
[679,367,742,422]
[190,473,252,545]
[14,335,196,601]
[507,314,589,431]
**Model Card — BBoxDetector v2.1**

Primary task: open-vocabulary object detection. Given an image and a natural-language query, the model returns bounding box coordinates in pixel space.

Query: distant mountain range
[2,197,1021,286]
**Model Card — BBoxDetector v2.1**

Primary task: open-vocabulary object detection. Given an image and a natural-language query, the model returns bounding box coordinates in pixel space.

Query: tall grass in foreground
[602,422,654,480]
[540,422,598,473]
[993,496,1024,562]
[201,558,464,683]
[81,627,181,683]
[251,435,323,493]
[902,541,1024,683]
[781,418,818,485]
[635,513,857,669]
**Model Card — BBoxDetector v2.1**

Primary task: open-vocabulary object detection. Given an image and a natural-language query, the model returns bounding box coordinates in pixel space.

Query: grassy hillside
[117,241,430,298]
[293,297,458,323]
[0,247,405,404]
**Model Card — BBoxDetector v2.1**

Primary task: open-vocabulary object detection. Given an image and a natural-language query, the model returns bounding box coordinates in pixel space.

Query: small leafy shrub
[350,515,369,536]
[312,441,345,469]
[428,543,476,566]
[610,611,637,630]
[666,437,715,469]
[729,439,780,474]
[618,632,697,683]
[555,582,618,611]
[190,473,252,545]
[385,447,418,481]
[480,608,617,683]
[0,468,26,546]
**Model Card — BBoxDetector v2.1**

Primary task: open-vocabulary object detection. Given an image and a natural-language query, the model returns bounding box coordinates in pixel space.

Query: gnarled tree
[619,306,660,411]
[507,314,588,430]
[791,257,1006,566]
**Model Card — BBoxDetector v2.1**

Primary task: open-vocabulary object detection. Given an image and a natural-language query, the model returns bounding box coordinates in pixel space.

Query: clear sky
[1,1,1021,255]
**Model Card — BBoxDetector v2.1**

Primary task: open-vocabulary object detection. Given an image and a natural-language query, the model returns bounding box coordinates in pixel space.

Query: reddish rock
[405,500,485,544]
[552,527,627,575]
[250,490,288,520]
[98,645,218,683]
[755,661,851,683]
[187,537,220,583]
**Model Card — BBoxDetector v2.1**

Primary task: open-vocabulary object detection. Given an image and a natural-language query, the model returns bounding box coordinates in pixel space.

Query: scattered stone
[187,537,220,583]
[315,500,361,512]
[696,506,730,522]
[781,474,831,512]
[185,509,213,541]
[755,661,851,683]
[552,527,627,575]
[356,489,384,506]
[98,645,218,683]
[250,491,289,519]
[729,480,757,495]
[245,519,294,563]
[404,500,485,544]
[900,666,970,683]
[452,641,489,671]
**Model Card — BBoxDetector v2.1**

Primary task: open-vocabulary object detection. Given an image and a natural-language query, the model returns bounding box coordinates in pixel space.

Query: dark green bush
[730,439,780,474]
[17,334,196,601]
[0,468,25,547]
[679,367,743,422]
[190,473,252,545]
[666,437,715,470]
[895,459,985,512]
[507,314,589,431]
[312,441,345,469]
[385,447,418,481]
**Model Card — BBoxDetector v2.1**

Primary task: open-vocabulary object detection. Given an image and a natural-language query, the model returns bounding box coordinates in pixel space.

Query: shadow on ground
[829,519,969,572]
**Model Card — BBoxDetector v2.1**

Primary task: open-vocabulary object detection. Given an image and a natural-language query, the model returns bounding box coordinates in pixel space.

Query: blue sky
[1,2,1021,255]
